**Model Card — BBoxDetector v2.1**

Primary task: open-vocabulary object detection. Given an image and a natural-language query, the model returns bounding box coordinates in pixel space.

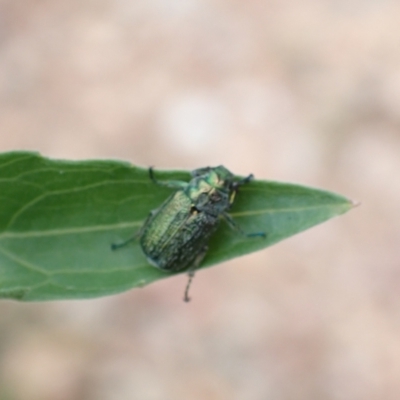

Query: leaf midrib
[0,203,348,239]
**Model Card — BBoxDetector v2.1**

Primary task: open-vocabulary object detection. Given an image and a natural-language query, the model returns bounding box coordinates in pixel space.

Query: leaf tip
[350,199,361,208]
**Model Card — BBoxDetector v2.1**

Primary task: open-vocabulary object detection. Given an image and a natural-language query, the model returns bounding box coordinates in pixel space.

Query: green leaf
[0,151,354,301]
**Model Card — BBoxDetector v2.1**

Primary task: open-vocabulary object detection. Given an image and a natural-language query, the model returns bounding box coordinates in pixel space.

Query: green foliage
[0,152,353,301]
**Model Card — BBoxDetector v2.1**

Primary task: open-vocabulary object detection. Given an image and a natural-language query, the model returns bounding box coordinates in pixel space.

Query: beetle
[112,166,265,301]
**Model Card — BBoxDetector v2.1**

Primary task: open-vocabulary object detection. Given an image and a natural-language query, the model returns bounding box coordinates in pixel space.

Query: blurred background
[1,1,400,399]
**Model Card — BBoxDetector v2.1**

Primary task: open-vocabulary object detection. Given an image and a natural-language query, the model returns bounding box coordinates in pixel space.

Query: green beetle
[112,166,265,301]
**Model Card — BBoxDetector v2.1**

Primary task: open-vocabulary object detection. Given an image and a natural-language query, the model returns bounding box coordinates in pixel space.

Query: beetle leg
[111,233,139,250]
[183,245,208,302]
[149,167,188,189]
[111,210,155,250]
[222,212,266,238]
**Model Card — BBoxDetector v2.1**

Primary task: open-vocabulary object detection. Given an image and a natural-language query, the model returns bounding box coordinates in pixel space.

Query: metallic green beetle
[112,166,265,301]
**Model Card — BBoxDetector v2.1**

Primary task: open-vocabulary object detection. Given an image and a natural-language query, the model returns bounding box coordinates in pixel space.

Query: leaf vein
[0,221,142,238]
[0,154,34,172]
[0,245,49,275]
